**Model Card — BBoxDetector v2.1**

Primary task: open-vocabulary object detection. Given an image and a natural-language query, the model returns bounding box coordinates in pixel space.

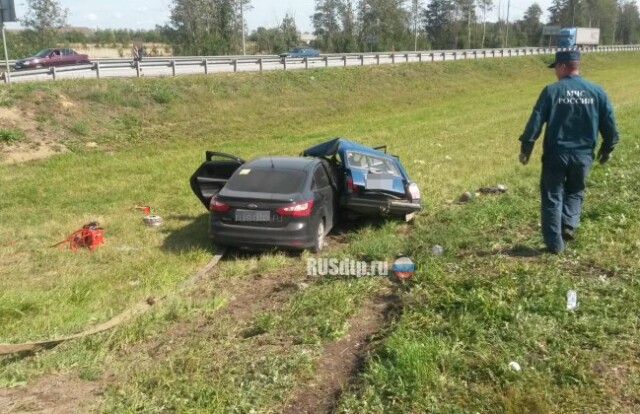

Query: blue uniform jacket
[519,75,619,156]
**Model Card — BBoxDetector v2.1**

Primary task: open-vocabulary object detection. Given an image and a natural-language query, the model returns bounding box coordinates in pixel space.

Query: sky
[9,0,554,32]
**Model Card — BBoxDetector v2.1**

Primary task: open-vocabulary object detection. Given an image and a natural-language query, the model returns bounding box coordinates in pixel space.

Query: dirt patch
[283,290,399,414]
[0,96,75,165]
[0,107,21,122]
[0,374,101,414]
[142,269,307,360]
[0,144,68,164]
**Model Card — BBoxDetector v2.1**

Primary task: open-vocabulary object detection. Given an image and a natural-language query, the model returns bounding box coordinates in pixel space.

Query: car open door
[190,151,245,210]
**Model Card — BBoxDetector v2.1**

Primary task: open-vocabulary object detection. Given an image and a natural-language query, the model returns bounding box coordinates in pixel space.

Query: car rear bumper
[209,216,316,250]
[342,196,423,216]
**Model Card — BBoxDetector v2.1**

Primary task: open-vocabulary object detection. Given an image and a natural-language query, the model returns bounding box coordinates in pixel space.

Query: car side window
[314,167,330,189]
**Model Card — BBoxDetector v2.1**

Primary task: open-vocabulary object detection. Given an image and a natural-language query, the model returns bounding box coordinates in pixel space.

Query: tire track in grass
[283,289,401,414]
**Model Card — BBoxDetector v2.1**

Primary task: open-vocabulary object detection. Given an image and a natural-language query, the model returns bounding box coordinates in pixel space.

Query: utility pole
[612,2,617,45]
[240,0,246,55]
[1,22,9,84]
[0,0,17,85]
[498,0,503,48]
[413,0,419,51]
[505,0,510,48]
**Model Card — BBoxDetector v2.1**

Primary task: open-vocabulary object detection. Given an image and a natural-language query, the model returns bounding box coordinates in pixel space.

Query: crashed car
[302,138,422,219]
[190,152,338,252]
[190,138,422,251]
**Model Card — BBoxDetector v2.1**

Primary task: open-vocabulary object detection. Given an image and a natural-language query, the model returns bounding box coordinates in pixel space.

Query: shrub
[0,128,24,143]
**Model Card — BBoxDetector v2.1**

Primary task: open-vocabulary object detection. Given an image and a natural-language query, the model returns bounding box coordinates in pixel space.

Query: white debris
[431,245,444,256]
[508,361,522,372]
[567,290,578,310]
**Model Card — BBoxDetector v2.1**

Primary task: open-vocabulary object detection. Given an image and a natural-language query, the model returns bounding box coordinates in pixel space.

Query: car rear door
[190,151,245,210]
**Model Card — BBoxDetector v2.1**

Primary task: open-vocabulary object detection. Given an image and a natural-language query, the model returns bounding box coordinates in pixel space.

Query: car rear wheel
[311,219,325,253]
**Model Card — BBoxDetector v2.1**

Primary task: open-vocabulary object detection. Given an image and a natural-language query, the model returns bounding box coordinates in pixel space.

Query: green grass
[1,52,639,412]
[0,128,24,143]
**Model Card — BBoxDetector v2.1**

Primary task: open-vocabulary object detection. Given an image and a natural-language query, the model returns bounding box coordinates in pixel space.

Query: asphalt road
[6,51,493,83]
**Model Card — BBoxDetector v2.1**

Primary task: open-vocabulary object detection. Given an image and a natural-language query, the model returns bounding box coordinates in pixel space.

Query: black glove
[519,153,530,165]
[596,149,611,165]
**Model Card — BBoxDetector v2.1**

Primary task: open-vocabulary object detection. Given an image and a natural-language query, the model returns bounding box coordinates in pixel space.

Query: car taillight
[346,177,356,194]
[209,197,230,213]
[276,200,314,217]
[407,183,421,200]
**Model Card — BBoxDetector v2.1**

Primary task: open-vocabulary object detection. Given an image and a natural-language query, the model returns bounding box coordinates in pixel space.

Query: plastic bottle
[567,289,578,310]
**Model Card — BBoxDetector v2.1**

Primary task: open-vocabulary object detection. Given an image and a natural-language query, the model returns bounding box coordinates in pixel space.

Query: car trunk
[214,191,300,229]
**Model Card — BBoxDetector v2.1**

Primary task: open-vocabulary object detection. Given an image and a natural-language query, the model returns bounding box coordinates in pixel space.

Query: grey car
[191,153,338,252]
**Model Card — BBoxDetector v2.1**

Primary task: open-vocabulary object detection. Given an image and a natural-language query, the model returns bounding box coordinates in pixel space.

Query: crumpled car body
[301,138,422,218]
[190,138,423,251]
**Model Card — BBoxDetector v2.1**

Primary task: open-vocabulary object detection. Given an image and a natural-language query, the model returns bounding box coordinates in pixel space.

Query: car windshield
[34,49,53,58]
[226,168,307,194]
[345,151,401,176]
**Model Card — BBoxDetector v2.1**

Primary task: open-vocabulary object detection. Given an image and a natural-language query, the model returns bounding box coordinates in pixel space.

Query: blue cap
[548,50,581,68]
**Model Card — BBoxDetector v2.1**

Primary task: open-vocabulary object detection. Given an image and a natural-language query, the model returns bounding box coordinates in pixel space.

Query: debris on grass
[454,184,508,204]
[509,361,522,372]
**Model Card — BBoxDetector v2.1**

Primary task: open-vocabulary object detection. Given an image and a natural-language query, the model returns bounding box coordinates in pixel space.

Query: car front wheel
[311,219,325,253]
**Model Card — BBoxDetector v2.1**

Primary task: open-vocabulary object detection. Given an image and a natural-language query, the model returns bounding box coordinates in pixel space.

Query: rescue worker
[518,50,619,253]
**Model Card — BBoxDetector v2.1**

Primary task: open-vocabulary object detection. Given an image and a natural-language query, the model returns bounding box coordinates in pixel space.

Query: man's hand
[519,153,530,165]
[596,149,611,165]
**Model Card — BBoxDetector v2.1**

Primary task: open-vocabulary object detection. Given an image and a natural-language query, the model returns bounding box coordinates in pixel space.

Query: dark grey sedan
[191,153,338,252]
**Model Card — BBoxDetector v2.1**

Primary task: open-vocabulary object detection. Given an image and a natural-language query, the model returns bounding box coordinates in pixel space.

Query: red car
[13,48,91,70]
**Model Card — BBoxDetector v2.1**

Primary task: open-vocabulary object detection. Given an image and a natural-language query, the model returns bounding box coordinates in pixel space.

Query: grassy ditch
[0,52,639,412]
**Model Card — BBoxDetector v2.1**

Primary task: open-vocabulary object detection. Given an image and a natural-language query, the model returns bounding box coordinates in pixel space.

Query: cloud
[86,13,98,22]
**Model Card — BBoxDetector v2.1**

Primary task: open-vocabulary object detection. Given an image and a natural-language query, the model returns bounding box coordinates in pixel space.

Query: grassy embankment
[0,52,639,412]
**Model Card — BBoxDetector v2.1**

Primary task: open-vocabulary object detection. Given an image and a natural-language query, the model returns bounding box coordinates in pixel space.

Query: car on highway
[279,46,320,62]
[190,152,338,252]
[13,48,91,71]
[302,138,423,220]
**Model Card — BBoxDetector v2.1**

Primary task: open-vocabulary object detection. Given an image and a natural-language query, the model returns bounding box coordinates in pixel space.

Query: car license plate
[365,172,395,191]
[235,209,270,222]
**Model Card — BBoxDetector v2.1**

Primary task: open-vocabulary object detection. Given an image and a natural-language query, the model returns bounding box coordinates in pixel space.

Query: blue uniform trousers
[540,153,593,252]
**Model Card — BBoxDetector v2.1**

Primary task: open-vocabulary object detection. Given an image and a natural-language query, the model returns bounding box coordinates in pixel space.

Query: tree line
[310,0,640,52]
[4,0,639,59]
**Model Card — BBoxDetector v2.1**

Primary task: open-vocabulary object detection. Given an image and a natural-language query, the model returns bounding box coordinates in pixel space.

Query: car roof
[246,156,318,171]
[302,137,393,159]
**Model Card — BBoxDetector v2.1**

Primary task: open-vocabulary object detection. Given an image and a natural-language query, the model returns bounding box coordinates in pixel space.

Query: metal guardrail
[2,45,639,84]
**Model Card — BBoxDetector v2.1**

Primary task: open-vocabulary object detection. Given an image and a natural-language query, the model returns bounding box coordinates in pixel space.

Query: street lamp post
[241,0,246,55]
[505,0,510,48]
